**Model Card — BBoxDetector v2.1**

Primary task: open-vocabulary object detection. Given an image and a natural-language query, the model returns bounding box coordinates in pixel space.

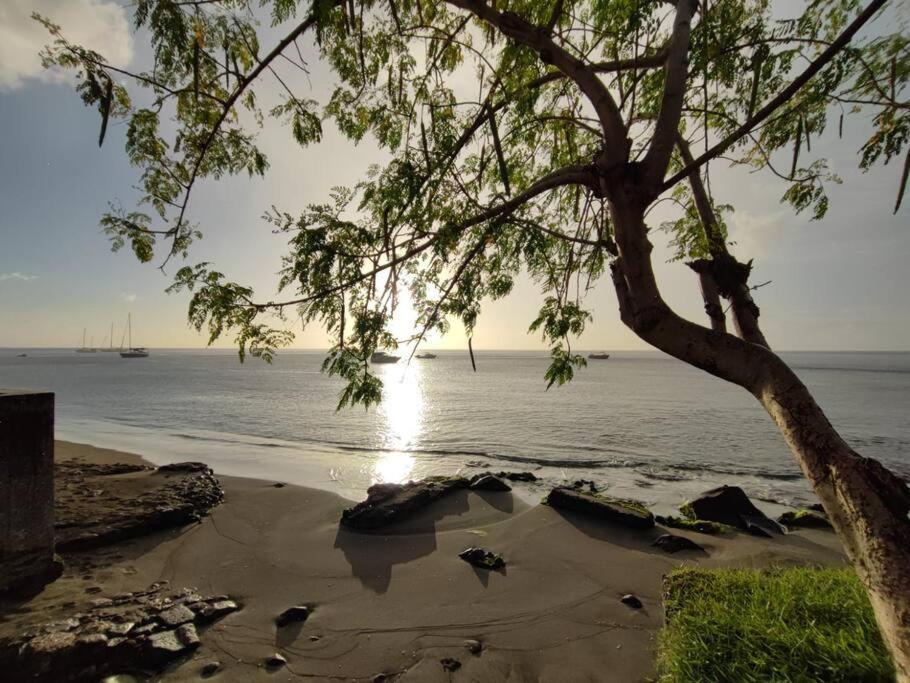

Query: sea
[2,349,908,514]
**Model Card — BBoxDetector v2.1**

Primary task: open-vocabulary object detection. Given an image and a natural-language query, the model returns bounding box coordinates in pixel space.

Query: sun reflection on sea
[372,360,424,483]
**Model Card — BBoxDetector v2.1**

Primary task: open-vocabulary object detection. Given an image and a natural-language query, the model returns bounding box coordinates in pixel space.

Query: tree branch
[248,164,594,309]
[444,0,628,161]
[661,0,888,192]
[643,0,697,184]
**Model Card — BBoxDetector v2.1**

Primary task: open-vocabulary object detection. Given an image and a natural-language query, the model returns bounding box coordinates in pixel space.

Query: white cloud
[726,206,789,259]
[0,272,37,281]
[121,293,137,302]
[0,0,133,91]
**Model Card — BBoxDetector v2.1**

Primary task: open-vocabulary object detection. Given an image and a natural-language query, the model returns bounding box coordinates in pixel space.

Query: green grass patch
[658,566,894,682]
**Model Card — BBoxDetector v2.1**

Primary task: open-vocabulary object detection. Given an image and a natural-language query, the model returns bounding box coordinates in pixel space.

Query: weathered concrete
[0,390,61,595]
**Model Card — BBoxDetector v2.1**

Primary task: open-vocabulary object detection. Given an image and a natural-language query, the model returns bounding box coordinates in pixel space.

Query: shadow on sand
[333,489,519,593]
[333,489,472,594]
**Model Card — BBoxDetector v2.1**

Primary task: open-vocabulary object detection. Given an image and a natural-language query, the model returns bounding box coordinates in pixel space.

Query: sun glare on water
[373,362,424,483]
[372,288,428,484]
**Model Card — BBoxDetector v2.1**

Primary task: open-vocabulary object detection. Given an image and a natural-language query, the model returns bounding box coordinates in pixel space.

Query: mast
[110,323,114,350]
[128,314,132,349]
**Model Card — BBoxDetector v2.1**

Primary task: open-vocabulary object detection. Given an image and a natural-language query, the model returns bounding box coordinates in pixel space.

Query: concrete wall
[0,390,60,594]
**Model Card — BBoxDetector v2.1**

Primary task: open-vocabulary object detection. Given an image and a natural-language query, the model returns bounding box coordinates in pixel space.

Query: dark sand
[3,441,846,681]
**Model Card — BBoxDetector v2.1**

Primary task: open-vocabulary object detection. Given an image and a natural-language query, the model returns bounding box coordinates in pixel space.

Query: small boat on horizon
[120,314,149,358]
[370,351,400,364]
[588,352,610,360]
[415,352,437,359]
[99,322,121,352]
[75,328,97,353]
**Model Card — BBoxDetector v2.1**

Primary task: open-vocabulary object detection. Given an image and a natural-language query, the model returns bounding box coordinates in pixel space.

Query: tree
[38,0,910,674]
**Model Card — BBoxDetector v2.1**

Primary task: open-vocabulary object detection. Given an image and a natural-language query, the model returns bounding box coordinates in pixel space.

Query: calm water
[2,349,908,511]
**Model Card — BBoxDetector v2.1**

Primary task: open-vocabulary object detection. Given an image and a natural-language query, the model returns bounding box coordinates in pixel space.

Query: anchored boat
[119,314,149,358]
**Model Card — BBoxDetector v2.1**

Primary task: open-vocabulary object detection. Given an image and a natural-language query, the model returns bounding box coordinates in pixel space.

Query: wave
[167,428,813,485]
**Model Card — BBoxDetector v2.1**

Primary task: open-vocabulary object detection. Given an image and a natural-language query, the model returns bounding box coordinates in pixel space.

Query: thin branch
[445,0,627,160]
[644,0,698,183]
[248,164,594,309]
[662,0,888,192]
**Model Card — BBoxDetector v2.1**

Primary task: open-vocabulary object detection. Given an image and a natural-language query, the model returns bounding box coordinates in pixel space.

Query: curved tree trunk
[756,353,910,680]
[606,194,910,679]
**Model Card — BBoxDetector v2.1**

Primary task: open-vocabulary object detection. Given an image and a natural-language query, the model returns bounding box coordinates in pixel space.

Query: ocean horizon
[2,348,908,513]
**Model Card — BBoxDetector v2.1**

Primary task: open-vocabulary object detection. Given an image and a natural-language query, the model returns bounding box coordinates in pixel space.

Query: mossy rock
[546,487,654,529]
[678,502,696,520]
[656,515,735,535]
[777,509,832,530]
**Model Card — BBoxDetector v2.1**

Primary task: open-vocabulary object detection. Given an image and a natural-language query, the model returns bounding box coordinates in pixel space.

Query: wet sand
[3,441,846,681]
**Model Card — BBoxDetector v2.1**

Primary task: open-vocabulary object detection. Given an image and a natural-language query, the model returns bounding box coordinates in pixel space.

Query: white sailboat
[100,322,120,352]
[119,314,149,358]
[75,328,97,353]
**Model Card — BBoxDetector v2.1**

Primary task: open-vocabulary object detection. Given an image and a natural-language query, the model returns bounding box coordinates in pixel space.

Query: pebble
[201,660,221,676]
[621,594,643,609]
[265,653,288,668]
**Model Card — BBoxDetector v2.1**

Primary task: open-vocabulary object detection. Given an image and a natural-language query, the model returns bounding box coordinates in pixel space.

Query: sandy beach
[2,441,847,681]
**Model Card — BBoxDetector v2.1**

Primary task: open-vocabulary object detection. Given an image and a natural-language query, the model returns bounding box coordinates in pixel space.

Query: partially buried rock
[620,594,642,609]
[465,639,482,655]
[340,477,469,530]
[778,509,832,530]
[741,514,786,538]
[275,605,310,627]
[469,474,511,491]
[441,658,462,672]
[265,653,287,669]
[682,485,780,534]
[492,471,538,482]
[54,459,224,552]
[201,660,221,677]
[148,628,195,658]
[546,487,654,529]
[652,534,705,554]
[157,603,195,627]
[459,547,505,570]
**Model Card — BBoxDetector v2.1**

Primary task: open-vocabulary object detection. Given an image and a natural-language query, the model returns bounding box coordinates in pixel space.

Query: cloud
[726,206,789,259]
[0,0,133,91]
[0,272,37,281]
[121,293,137,302]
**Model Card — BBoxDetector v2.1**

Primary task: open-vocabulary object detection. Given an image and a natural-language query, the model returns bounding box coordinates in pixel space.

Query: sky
[0,0,908,351]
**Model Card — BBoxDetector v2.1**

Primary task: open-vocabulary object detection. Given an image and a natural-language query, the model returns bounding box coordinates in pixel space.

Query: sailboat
[119,314,149,358]
[75,328,97,353]
[99,323,120,352]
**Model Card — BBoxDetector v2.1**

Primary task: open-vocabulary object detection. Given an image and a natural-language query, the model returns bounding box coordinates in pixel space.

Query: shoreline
[3,440,847,681]
[55,421,818,515]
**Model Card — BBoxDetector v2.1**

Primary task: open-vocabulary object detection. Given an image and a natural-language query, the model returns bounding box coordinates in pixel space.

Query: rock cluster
[55,460,224,551]
[0,581,239,682]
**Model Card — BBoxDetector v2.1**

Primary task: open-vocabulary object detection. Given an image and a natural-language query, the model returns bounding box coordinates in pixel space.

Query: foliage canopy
[38,0,908,406]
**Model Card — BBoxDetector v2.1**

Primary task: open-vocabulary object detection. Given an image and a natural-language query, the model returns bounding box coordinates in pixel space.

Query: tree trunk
[756,353,910,680]
[607,194,910,679]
